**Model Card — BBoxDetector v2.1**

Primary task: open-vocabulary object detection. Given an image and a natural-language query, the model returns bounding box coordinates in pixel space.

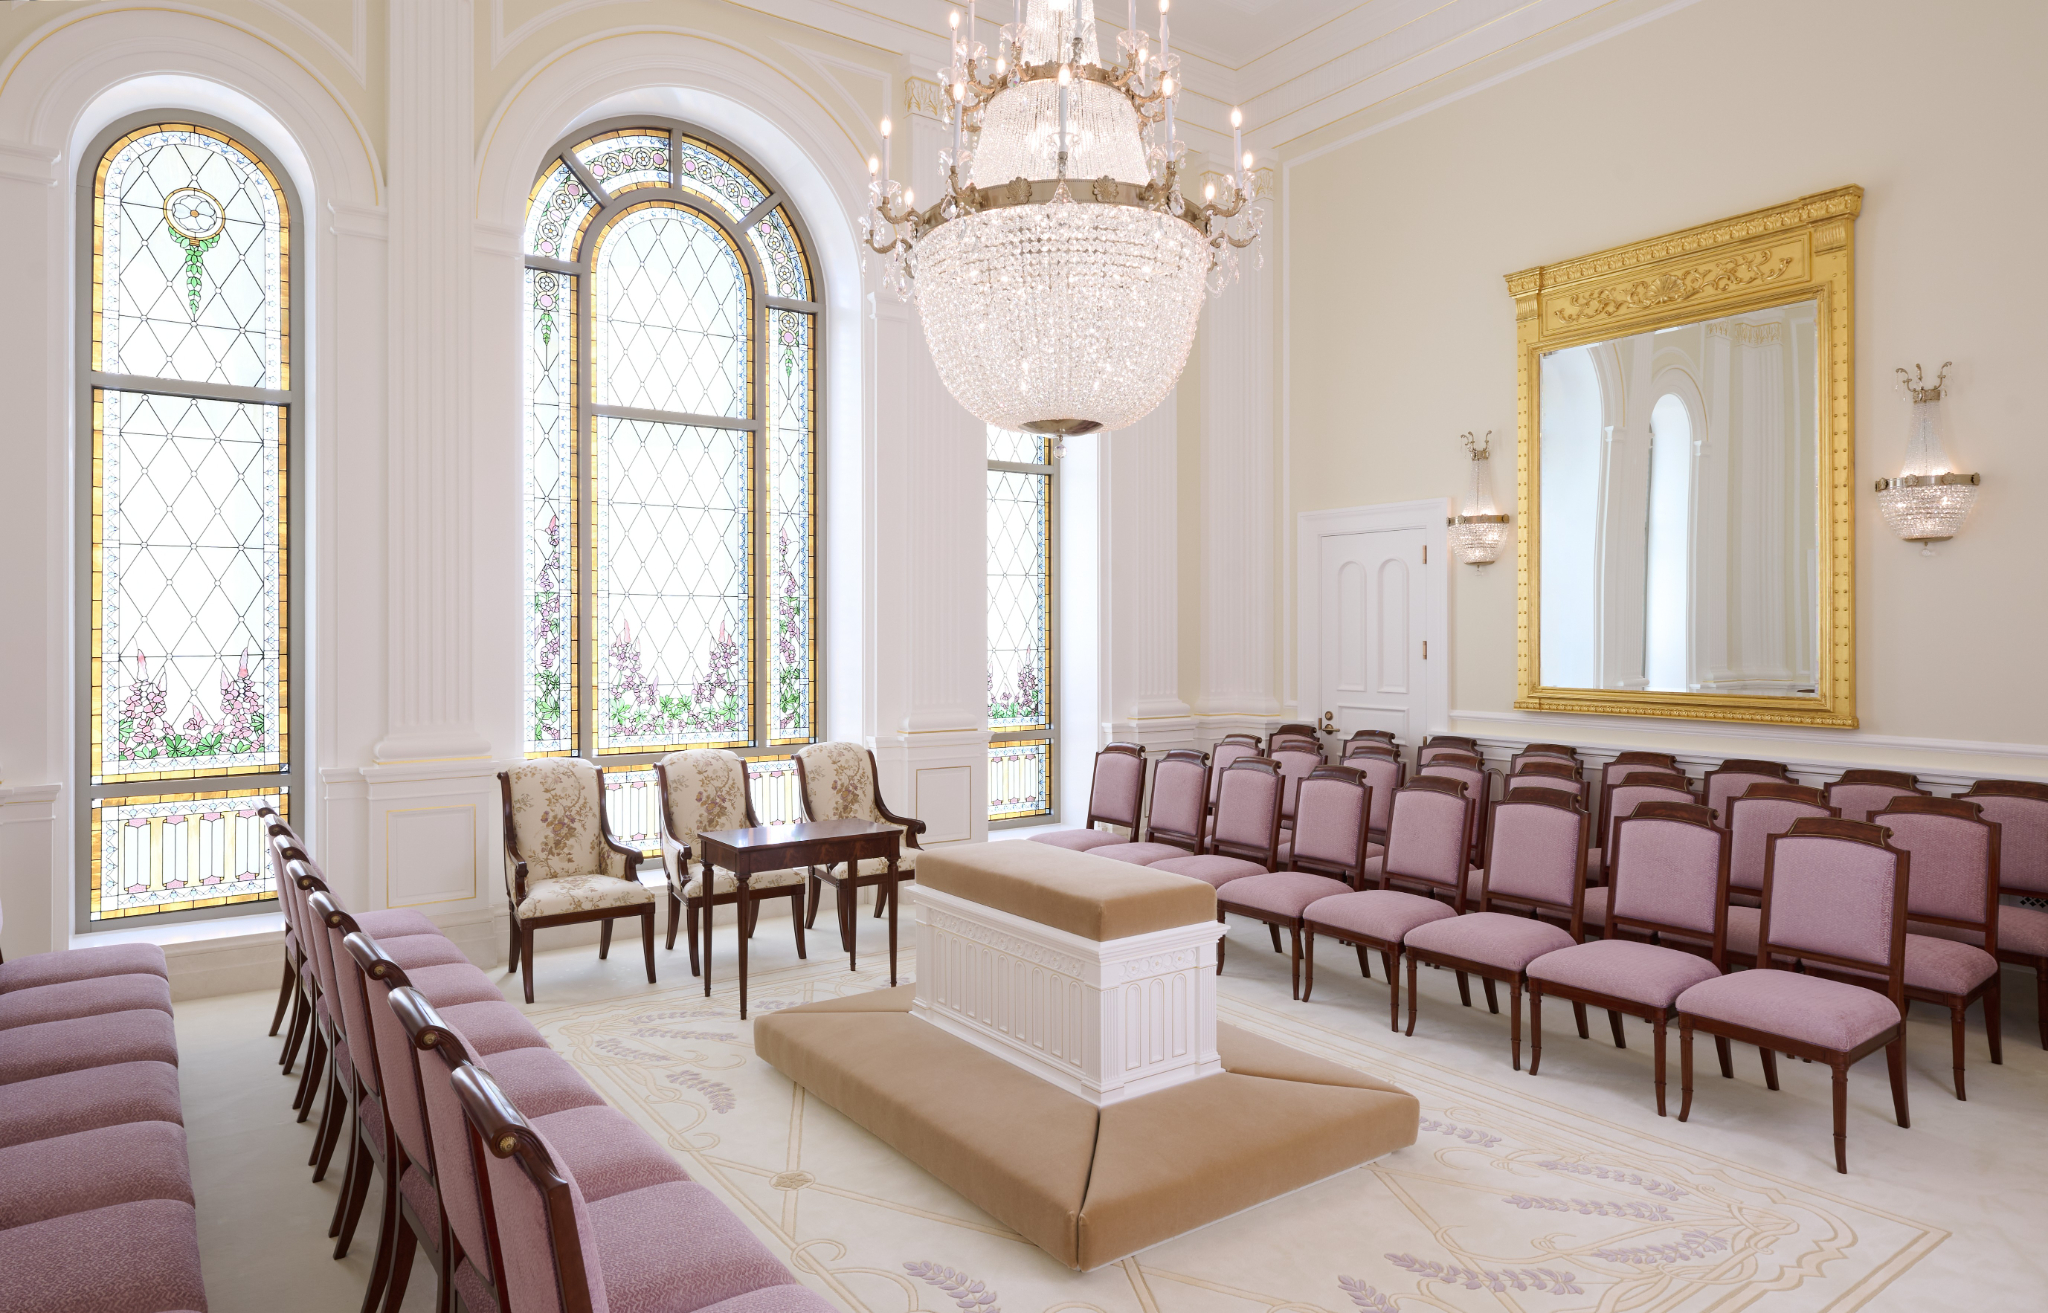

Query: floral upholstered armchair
[655,749,808,976]
[498,757,656,1003]
[793,742,928,924]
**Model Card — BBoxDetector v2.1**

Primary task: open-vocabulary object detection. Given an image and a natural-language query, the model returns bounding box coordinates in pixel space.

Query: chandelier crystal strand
[1875,362,1980,555]
[862,0,1265,435]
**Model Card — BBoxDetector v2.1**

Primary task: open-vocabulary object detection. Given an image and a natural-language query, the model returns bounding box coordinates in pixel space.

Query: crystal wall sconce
[1876,363,1981,556]
[1447,430,1511,567]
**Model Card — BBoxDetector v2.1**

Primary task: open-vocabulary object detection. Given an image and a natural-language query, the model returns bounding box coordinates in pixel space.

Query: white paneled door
[1318,529,1428,745]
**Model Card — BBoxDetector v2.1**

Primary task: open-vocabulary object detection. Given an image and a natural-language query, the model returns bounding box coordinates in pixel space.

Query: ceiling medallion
[864,0,1265,436]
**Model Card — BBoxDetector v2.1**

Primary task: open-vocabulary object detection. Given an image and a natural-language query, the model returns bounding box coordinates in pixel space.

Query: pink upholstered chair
[1217,767,1373,998]
[1702,758,1792,826]
[1827,769,1928,824]
[257,808,305,1045]
[1418,735,1479,765]
[498,758,657,1005]
[1525,802,1728,1113]
[1716,784,1836,950]
[1420,753,1494,867]
[1955,780,2048,1048]
[1506,760,1585,801]
[656,749,806,976]
[1588,773,1697,896]
[1147,758,1284,922]
[1299,777,1474,1030]
[1510,743,1580,773]
[1090,749,1212,866]
[1344,751,1405,845]
[1675,818,1912,1174]
[1271,742,1324,825]
[1032,742,1146,853]
[1206,737,1260,810]
[265,830,318,1082]
[1401,790,1586,1069]
[1595,754,1686,861]
[1865,797,2001,1099]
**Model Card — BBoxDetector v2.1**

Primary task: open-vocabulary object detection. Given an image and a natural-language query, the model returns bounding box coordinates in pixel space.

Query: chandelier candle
[863,0,1265,433]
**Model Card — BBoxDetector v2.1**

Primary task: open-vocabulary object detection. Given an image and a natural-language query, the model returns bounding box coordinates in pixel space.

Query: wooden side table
[696,819,904,1018]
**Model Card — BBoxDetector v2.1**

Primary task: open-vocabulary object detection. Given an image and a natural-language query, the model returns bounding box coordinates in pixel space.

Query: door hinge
[1422,545,1428,564]
[1422,640,1428,659]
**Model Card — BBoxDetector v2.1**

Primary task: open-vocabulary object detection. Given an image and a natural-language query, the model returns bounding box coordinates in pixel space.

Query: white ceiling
[1139,0,1363,70]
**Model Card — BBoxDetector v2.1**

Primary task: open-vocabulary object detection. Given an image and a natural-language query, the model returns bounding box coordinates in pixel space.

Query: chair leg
[1950,1001,1968,1101]
[2036,964,2046,1051]
[1528,987,1543,1075]
[1887,1035,1911,1129]
[1677,1020,1695,1122]
[1653,1014,1668,1117]
[1761,1046,1780,1091]
[1216,910,1227,974]
[641,907,656,985]
[434,1215,455,1313]
[521,927,536,1005]
[805,870,822,929]
[1831,1059,1850,1174]
[1570,1000,1588,1039]
[1356,943,1372,980]
[278,982,303,1067]
[599,918,613,960]
[1985,977,2003,1065]
[329,1124,359,1238]
[269,959,295,1036]
[309,1058,338,1167]
[379,1215,418,1313]
[1405,954,1419,1037]
[1455,971,1472,1009]
[358,1151,399,1313]
[1385,949,1400,1034]
[1288,925,1303,1000]
[313,1069,348,1181]
[1714,1034,1734,1079]
[1509,979,1523,1071]
[1607,1009,1626,1049]
[686,900,701,977]
[1480,975,1497,1015]
[295,1030,328,1122]
[873,876,888,919]
[281,985,310,1074]
[665,891,681,951]
[507,915,521,973]
[790,887,808,959]
[333,1133,375,1257]
[1302,930,1317,1002]
[1268,922,1283,954]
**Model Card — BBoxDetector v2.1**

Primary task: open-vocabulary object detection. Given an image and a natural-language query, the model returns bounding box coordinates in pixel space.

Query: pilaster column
[1101,400,1195,755]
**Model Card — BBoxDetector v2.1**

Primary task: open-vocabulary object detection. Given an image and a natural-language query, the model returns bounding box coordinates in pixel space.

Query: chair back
[1420,759,1493,862]
[1873,797,1999,946]
[1506,759,1585,799]
[1084,743,1148,830]
[1271,743,1322,819]
[1274,723,1321,741]
[453,1063,602,1313]
[291,863,343,1008]
[1703,759,1791,825]
[1342,738,1398,762]
[1210,758,1284,868]
[1141,750,1210,854]
[1346,752,1404,838]
[1609,802,1728,955]
[1288,766,1373,887]
[269,832,310,946]
[1207,740,1256,807]
[500,758,609,889]
[342,931,432,1169]
[1826,770,1927,824]
[1728,784,1835,895]
[1759,820,1909,1002]
[1959,780,2048,896]
[1348,729,1398,747]
[1479,792,1586,934]
[1382,779,1473,905]
[793,741,884,823]
[306,886,381,1095]
[390,988,496,1294]
[1510,744,1579,773]
[1218,732,1262,749]
[1597,756,1684,838]
[1601,773,1697,859]
[656,749,758,883]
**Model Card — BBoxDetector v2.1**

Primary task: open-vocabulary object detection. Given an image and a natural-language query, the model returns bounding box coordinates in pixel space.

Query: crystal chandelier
[1876,362,1981,556]
[1447,431,1511,566]
[864,0,1265,435]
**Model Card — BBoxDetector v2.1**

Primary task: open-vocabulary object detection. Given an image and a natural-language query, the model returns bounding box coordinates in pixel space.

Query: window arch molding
[519,116,824,830]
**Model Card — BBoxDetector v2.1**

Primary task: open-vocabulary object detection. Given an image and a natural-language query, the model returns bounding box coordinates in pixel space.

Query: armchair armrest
[873,795,928,848]
[596,794,645,882]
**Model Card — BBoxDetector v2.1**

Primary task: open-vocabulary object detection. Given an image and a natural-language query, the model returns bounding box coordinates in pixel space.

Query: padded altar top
[916,841,1216,941]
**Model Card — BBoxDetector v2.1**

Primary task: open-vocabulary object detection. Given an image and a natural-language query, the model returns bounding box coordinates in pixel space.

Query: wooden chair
[1034,741,1146,852]
[656,749,806,977]
[1217,766,1374,997]
[792,742,927,936]
[1827,769,1928,823]
[1090,749,1211,866]
[1955,780,2048,1049]
[1702,758,1792,826]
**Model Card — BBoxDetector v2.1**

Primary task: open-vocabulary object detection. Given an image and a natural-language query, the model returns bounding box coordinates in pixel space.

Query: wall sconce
[1447,430,1511,567]
[1876,363,1980,556]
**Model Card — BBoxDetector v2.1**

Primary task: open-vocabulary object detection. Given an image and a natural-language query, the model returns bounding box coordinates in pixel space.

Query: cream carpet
[176,913,2048,1311]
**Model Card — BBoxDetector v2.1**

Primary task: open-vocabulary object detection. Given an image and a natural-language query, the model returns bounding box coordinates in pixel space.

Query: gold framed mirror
[1506,186,1861,728]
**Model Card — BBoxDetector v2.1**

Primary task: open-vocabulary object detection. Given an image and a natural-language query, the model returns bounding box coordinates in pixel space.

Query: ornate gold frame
[1507,186,1862,728]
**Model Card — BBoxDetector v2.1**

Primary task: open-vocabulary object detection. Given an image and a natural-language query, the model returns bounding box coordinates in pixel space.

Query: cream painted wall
[1283,0,2048,765]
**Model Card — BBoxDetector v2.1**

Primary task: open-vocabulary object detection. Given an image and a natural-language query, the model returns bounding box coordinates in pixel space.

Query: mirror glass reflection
[1538,300,1820,696]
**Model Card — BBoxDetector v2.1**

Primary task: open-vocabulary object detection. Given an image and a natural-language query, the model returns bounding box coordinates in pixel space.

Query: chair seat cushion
[517,872,656,919]
[1219,872,1355,919]
[692,1288,839,1313]
[0,1008,179,1086]
[1678,968,1903,1051]
[1089,842,1194,867]
[1836,934,1998,995]
[0,973,173,1032]
[375,933,474,971]
[0,1121,192,1229]
[588,1180,797,1313]
[0,1198,205,1313]
[1525,939,1721,1008]
[1912,905,2048,958]
[532,1104,689,1202]
[0,943,168,994]
[353,908,442,940]
[400,962,506,1010]
[0,1061,183,1150]
[673,866,806,898]
[1302,889,1456,943]
[1404,912,1576,972]
[841,853,919,877]
[437,1000,547,1057]
[1149,854,1270,888]
[478,1045,609,1117]
[1029,829,1125,853]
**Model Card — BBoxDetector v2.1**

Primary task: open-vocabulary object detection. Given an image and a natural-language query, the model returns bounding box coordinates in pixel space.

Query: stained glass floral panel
[988,466,1051,732]
[768,309,814,744]
[592,206,749,420]
[91,788,283,920]
[524,269,576,754]
[594,417,752,751]
[989,739,1053,821]
[747,207,808,301]
[574,130,670,195]
[670,138,767,222]
[95,389,284,783]
[99,126,284,389]
[523,158,598,261]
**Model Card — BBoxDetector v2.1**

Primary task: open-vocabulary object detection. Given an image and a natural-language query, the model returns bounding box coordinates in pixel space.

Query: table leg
[701,856,715,998]
[736,873,751,1021]
[842,872,856,972]
[887,857,900,986]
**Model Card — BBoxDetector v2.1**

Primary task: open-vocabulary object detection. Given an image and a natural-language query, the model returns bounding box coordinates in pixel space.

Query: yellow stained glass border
[89,786,286,921]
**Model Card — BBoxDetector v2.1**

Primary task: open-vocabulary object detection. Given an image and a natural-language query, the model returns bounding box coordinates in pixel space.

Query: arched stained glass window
[987,428,1054,823]
[81,117,300,924]
[523,122,819,835]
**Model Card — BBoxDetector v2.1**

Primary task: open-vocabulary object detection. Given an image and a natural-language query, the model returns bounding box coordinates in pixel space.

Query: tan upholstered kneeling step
[754,986,1419,1270]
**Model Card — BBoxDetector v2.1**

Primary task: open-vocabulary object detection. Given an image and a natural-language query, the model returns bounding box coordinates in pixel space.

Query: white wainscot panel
[384,804,477,907]
[915,764,972,844]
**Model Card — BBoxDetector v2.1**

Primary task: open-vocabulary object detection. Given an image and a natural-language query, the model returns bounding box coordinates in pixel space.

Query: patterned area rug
[525,946,1955,1313]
